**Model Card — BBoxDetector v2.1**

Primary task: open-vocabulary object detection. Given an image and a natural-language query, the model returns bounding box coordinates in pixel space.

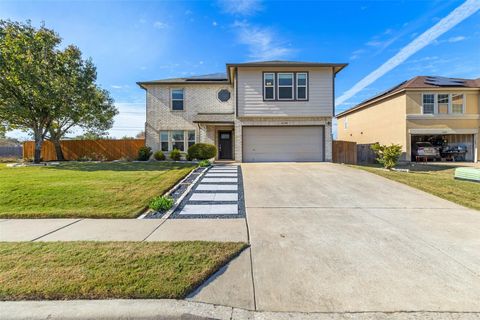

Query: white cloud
[153,21,168,29]
[219,0,262,15]
[212,21,218,27]
[448,35,467,42]
[336,0,480,107]
[234,21,293,60]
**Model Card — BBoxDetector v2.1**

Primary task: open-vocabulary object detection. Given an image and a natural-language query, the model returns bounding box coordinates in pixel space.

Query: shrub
[187,143,217,160]
[137,146,152,161]
[371,143,403,169]
[198,160,211,167]
[169,148,182,161]
[153,151,165,161]
[149,195,174,212]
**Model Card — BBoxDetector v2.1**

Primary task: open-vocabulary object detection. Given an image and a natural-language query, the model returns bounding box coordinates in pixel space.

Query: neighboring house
[137,61,347,162]
[336,76,480,162]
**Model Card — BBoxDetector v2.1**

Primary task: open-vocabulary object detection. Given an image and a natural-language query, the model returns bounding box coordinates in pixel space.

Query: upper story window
[296,73,308,100]
[452,94,464,113]
[278,73,294,100]
[217,89,231,102]
[264,73,275,100]
[263,72,308,101]
[422,94,435,114]
[422,93,464,115]
[171,88,184,111]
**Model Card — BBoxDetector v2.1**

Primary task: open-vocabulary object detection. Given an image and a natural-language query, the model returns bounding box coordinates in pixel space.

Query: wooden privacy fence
[332,140,357,165]
[23,139,145,161]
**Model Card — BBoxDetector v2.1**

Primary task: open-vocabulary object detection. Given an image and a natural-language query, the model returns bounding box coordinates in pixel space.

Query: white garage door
[243,126,324,162]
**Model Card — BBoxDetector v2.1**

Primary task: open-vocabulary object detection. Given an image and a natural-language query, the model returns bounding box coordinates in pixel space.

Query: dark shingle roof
[137,73,228,86]
[336,76,480,118]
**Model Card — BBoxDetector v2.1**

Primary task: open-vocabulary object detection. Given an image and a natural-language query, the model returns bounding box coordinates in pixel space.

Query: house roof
[336,76,480,118]
[137,73,228,87]
[137,60,348,88]
[226,60,348,74]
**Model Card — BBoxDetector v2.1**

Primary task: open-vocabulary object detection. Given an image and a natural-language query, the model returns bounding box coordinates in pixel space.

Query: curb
[2,299,480,320]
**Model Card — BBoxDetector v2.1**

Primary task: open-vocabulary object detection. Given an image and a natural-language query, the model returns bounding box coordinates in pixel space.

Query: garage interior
[411,134,475,162]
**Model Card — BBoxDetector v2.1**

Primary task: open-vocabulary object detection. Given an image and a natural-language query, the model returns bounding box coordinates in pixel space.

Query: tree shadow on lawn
[45,161,196,172]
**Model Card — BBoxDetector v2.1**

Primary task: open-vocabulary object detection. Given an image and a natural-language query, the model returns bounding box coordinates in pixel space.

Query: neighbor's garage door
[243,126,324,162]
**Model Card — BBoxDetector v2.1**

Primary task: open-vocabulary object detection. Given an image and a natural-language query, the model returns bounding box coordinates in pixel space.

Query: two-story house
[336,76,480,162]
[138,61,347,162]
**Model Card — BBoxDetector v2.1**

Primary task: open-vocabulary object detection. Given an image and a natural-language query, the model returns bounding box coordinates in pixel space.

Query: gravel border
[169,165,246,219]
[142,166,208,219]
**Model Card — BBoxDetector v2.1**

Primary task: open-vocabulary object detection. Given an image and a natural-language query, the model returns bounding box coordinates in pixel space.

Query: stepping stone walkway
[171,165,245,219]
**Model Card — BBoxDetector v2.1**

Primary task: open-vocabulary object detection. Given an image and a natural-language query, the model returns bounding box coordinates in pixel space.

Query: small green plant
[153,151,165,161]
[149,195,174,212]
[169,148,182,161]
[137,146,152,161]
[187,143,217,160]
[371,143,403,169]
[198,160,211,167]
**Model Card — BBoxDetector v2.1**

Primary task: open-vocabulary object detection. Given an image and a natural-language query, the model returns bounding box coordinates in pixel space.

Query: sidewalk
[0,218,248,242]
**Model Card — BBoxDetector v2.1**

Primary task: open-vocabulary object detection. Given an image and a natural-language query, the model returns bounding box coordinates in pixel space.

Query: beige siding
[337,93,407,157]
[406,90,480,114]
[237,67,333,117]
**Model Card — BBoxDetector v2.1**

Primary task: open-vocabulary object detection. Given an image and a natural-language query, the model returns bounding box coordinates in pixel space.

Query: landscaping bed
[0,161,196,218]
[353,164,480,211]
[0,241,247,300]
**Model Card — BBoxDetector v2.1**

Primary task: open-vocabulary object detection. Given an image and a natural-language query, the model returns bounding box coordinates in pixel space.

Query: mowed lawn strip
[353,164,480,211]
[0,162,195,218]
[0,241,247,300]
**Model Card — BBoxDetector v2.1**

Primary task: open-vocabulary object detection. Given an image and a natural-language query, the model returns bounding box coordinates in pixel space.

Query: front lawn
[0,162,195,218]
[0,241,247,300]
[353,164,480,210]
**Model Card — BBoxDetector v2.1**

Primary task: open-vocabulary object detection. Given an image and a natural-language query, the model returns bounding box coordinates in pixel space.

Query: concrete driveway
[242,163,480,313]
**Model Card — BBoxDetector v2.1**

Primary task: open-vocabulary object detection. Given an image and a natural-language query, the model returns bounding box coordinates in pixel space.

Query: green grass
[353,164,480,210]
[0,162,195,218]
[0,241,247,300]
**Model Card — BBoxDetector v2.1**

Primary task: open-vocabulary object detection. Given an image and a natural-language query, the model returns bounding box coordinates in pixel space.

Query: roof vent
[424,76,465,87]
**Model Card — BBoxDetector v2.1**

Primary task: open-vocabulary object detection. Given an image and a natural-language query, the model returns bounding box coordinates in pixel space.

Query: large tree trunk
[33,132,43,164]
[52,139,65,161]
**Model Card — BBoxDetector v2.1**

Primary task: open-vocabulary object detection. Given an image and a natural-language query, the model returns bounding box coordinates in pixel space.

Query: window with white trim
[451,93,464,113]
[188,130,196,148]
[422,94,435,114]
[160,131,169,151]
[277,73,294,100]
[437,94,449,114]
[171,130,184,151]
[171,89,184,111]
[264,73,275,100]
[296,73,308,100]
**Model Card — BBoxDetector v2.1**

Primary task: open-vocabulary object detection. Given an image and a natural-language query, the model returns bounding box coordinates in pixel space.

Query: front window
[277,73,294,100]
[171,130,184,151]
[264,73,275,100]
[160,131,169,152]
[437,94,449,114]
[171,89,184,111]
[188,130,196,148]
[422,94,435,114]
[451,94,464,113]
[296,73,308,100]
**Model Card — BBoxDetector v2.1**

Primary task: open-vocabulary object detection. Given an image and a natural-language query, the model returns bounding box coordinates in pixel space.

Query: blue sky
[1,0,479,139]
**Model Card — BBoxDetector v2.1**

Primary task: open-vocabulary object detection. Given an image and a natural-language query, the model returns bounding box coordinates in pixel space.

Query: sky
[1,0,479,139]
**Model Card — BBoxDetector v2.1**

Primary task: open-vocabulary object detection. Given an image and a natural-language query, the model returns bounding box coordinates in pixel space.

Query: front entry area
[242,126,324,162]
[218,130,233,160]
